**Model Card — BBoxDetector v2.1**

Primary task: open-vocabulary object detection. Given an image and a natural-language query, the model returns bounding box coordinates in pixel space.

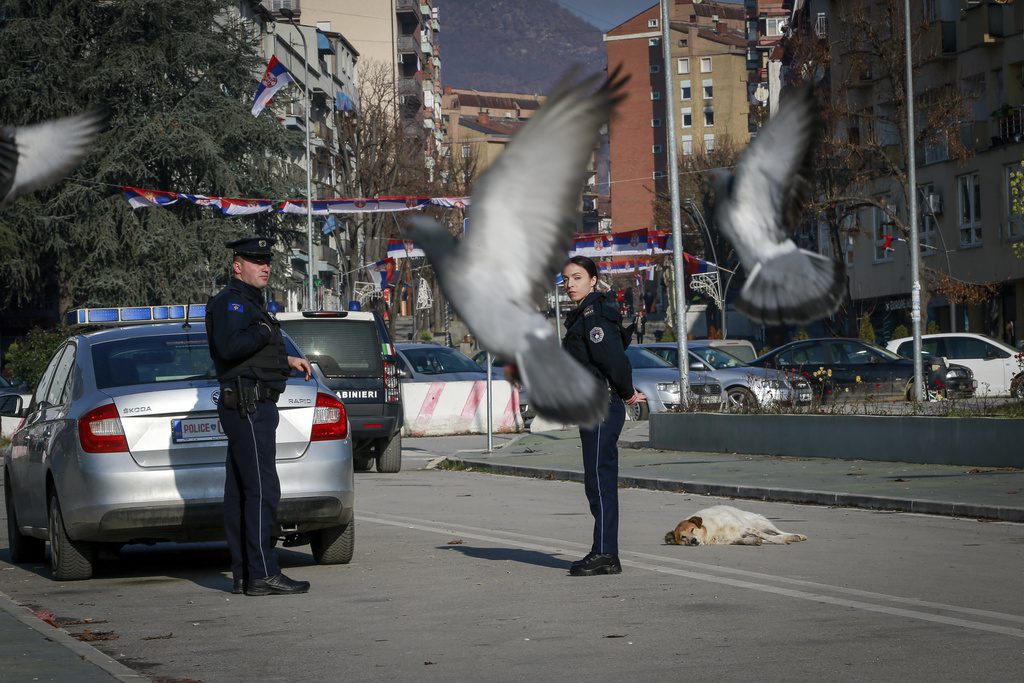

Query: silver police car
[2,306,354,581]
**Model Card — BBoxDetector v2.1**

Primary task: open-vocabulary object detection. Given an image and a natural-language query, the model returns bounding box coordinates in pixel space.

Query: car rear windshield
[277,319,383,377]
[91,333,301,389]
[400,346,483,375]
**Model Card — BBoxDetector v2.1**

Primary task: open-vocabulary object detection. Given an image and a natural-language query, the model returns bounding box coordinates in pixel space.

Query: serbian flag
[387,239,425,259]
[123,186,178,208]
[370,258,396,291]
[251,56,294,117]
[220,198,274,215]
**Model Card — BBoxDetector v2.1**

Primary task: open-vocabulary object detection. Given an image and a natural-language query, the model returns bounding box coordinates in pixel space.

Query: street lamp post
[902,0,924,401]
[280,9,317,310]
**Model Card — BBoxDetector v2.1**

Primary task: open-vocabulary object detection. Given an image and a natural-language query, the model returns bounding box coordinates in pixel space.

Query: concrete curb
[0,588,148,682]
[452,458,1024,523]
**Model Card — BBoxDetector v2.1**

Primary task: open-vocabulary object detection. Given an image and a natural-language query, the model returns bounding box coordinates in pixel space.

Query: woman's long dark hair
[564,255,599,279]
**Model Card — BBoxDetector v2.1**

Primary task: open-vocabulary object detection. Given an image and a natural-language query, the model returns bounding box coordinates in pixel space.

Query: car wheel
[626,401,649,421]
[5,475,45,563]
[376,435,402,474]
[310,520,354,565]
[353,457,374,472]
[48,492,95,581]
[726,387,758,412]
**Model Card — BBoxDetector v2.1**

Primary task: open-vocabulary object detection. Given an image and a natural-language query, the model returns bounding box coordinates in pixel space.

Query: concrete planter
[649,412,1024,468]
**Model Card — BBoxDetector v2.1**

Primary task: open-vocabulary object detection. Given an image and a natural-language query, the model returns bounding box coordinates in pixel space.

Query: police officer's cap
[227,236,276,263]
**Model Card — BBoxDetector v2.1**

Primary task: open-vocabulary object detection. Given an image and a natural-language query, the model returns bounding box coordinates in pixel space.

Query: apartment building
[605,1,751,233]
[440,88,544,171]
[792,0,1024,344]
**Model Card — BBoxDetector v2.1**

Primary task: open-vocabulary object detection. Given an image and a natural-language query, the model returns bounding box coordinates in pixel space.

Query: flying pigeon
[710,86,844,325]
[0,111,104,208]
[409,69,626,427]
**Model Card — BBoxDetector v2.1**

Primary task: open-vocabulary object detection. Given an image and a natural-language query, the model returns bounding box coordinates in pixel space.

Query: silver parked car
[638,342,813,410]
[624,346,723,420]
[1,306,354,581]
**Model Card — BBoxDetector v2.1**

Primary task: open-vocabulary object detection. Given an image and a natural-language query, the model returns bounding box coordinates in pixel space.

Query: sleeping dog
[664,505,808,546]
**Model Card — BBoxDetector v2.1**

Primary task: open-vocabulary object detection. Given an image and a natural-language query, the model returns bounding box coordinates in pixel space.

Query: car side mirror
[396,366,409,379]
[690,361,708,372]
[0,395,24,418]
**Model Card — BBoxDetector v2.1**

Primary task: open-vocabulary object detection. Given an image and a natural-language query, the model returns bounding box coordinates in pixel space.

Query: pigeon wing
[456,69,627,305]
[1,111,104,205]
[716,86,821,267]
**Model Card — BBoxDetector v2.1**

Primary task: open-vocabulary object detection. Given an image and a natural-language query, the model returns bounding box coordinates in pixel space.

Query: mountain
[434,0,605,94]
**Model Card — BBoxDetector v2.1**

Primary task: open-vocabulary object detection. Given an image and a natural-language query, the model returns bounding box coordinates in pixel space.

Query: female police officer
[561,255,644,577]
[206,236,312,596]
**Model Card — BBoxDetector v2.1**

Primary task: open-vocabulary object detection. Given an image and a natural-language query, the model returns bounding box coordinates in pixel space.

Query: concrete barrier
[650,412,1024,468]
[401,380,523,437]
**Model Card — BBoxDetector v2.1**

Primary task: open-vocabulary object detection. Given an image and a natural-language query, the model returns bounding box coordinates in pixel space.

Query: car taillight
[78,403,128,453]
[311,392,348,441]
[383,358,400,404]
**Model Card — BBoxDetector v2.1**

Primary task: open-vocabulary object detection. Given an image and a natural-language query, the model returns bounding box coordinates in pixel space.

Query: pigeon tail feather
[736,248,845,326]
[515,331,608,428]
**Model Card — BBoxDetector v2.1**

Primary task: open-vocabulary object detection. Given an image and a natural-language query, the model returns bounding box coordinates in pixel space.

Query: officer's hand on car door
[624,389,645,405]
[288,355,312,381]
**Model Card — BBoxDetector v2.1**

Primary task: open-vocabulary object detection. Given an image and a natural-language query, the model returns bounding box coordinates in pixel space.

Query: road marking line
[361,513,1024,639]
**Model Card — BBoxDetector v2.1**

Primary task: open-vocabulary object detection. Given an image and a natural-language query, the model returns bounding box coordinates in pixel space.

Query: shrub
[891,323,909,340]
[418,329,434,342]
[4,325,69,388]
[858,315,876,344]
[793,327,810,341]
[926,320,940,334]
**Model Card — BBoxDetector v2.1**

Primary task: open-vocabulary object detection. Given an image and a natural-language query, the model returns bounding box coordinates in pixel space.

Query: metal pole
[660,0,690,403]
[283,13,316,309]
[554,281,561,332]
[485,351,493,452]
[903,0,924,401]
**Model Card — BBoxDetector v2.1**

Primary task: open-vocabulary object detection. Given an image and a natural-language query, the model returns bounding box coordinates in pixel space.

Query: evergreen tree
[0,0,301,315]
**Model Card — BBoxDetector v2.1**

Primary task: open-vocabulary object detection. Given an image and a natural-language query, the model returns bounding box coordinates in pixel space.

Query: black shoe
[569,553,621,577]
[246,573,310,596]
[232,579,245,595]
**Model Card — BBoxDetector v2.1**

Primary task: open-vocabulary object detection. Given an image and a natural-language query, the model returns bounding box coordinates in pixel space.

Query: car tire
[353,457,374,472]
[310,520,354,565]
[48,492,95,581]
[5,475,45,564]
[626,401,649,421]
[726,387,758,412]
[376,435,402,474]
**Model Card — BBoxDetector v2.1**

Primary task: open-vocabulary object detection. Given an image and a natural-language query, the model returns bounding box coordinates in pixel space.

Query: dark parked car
[748,338,966,401]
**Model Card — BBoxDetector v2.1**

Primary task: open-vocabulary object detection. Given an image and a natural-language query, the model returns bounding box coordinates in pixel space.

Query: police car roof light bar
[301,311,349,318]
[66,304,208,327]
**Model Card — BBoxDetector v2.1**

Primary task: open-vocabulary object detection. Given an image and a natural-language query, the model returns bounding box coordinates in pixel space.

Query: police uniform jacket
[563,291,634,399]
[206,278,289,391]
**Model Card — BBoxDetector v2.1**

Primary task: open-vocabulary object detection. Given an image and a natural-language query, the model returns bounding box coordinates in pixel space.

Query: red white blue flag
[251,56,294,117]
[220,198,274,215]
[370,258,396,291]
[123,186,178,208]
[387,239,425,259]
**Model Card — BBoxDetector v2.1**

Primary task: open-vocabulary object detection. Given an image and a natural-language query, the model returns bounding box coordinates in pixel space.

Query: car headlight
[657,382,680,393]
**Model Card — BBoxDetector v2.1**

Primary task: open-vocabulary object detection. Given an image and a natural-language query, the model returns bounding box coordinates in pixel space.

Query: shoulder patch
[583,305,595,317]
[589,326,605,343]
[228,302,245,313]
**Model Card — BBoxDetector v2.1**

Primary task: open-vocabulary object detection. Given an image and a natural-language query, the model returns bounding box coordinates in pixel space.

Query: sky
[554,0,742,32]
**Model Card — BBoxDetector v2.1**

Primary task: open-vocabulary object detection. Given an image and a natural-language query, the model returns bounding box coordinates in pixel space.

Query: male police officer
[206,236,312,596]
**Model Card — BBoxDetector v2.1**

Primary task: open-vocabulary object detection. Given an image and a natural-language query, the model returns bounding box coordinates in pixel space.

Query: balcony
[397,33,417,54]
[319,244,340,268]
[263,0,300,19]
[282,115,305,131]
[395,0,418,15]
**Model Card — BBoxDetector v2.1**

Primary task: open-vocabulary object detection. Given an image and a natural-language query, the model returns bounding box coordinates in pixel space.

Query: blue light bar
[65,304,207,327]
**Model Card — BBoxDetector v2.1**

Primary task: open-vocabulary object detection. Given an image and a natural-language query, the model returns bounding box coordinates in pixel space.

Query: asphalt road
[2,448,1024,682]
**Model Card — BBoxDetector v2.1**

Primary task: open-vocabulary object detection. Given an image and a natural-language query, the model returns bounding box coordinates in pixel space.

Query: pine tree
[0,0,300,315]
[859,315,876,345]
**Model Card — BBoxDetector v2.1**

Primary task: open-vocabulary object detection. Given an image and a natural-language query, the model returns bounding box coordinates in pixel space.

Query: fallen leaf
[447,539,464,545]
[74,629,119,642]
[604,634,627,638]
[424,661,435,666]
[142,632,175,641]
[32,610,59,627]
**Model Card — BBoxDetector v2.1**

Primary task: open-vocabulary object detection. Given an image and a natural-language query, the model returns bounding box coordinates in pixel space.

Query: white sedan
[887,333,1022,398]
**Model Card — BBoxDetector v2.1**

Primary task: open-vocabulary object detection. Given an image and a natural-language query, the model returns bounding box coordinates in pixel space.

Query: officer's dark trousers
[219,399,281,581]
[579,396,625,556]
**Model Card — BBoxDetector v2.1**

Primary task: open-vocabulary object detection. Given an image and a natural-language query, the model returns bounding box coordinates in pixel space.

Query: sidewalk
[417,423,1024,523]
[0,589,145,682]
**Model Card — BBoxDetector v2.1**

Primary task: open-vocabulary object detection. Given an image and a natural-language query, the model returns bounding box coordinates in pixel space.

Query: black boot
[569,553,621,577]
[246,573,311,596]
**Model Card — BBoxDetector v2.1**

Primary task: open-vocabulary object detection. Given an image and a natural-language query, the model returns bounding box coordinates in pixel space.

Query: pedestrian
[634,311,646,344]
[561,255,645,577]
[206,236,313,596]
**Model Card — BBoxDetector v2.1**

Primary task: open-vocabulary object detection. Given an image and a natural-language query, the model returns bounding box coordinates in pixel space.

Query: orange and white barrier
[401,380,523,437]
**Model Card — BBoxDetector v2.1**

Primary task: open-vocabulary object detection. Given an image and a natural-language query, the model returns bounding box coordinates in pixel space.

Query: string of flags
[569,228,718,272]
[122,186,470,215]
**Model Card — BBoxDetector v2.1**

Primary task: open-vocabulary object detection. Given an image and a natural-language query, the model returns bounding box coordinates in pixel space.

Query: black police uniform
[562,290,634,564]
[206,236,298,594]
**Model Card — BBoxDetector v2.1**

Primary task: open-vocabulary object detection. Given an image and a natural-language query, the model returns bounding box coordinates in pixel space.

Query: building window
[874,203,895,262]
[651,90,661,100]
[652,144,663,154]
[678,38,688,47]
[648,19,659,28]
[703,133,715,153]
[680,80,691,101]
[700,57,712,73]
[648,37,660,46]
[1005,164,1024,240]
[651,118,662,127]
[681,108,692,128]
[957,172,982,247]
[653,171,665,179]
[677,57,689,74]
[841,216,856,267]
[918,183,937,255]
[702,79,713,99]
[765,17,787,36]
[650,64,661,74]
[681,135,693,156]
[704,107,714,126]
[461,144,471,159]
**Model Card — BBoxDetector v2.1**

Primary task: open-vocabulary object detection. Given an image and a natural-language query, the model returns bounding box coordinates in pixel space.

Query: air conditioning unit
[282,115,305,131]
[925,193,942,214]
[271,0,300,14]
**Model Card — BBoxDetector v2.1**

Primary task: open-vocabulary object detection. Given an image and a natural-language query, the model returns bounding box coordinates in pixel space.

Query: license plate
[172,417,226,443]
